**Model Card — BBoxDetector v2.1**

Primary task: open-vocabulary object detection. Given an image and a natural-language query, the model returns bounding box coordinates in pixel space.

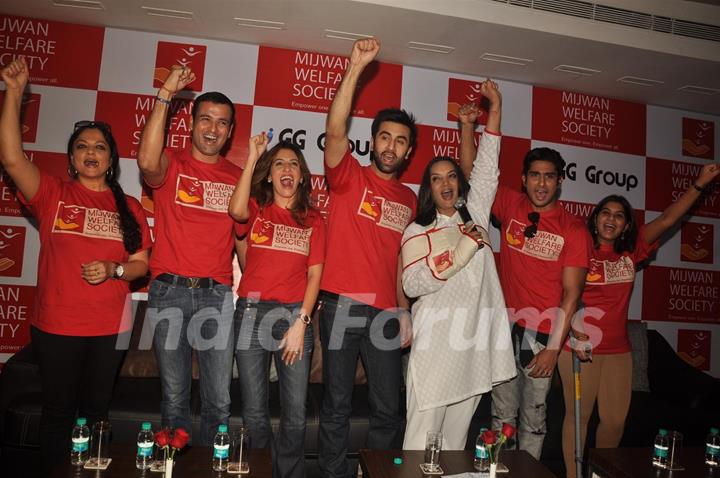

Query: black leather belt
[156,273,217,289]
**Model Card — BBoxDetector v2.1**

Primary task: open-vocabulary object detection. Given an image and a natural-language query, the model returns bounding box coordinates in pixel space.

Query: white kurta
[402,132,516,412]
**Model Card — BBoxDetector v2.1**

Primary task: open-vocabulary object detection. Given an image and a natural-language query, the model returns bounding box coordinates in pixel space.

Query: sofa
[1,315,718,478]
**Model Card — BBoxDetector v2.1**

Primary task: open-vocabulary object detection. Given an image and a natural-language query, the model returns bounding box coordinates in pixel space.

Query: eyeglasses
[524,212,540,239]
[73,120,112,132]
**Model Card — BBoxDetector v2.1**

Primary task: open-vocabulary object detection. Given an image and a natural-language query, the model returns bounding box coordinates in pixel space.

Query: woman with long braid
[0,58,152,472]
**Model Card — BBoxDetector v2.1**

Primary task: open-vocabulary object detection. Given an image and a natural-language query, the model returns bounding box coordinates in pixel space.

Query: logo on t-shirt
[249,217,311,256]
[504,218,564,261]
[357,188,412,233]
[175,174,234,213]
[153,41,207,92]
[0,225,26,278]
[586,256,635,285]
[52,203,123,241]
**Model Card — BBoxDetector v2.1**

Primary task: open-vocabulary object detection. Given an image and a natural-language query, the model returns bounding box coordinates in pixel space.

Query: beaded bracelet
[155,95,172,106]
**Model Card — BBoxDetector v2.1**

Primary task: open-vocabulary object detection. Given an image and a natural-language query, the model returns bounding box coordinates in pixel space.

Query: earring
[67,165,78,178]
[267,177,272,183]
[621,231,625,240]
[106,167,114,177]
[300,178,304,184]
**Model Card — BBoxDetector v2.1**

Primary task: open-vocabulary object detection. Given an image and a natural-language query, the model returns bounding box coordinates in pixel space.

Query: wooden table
[588,447,714,478]
[359,449,557,477]
[49,444,272,477]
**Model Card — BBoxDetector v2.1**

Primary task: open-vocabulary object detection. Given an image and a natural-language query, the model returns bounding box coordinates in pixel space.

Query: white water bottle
[706,427,720,467]
[473,427,490,472]
[70,417,90,465]
[136,422,155,470]
[212,424,230,471]
[652,428,669,468]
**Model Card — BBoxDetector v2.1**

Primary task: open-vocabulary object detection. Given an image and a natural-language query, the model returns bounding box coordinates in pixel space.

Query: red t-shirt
[147,148,241,285]
[492,186,590,334]
[580,227,659,354]
[235,198,326,303]
[20,173,152,336]
[320,149,416,310]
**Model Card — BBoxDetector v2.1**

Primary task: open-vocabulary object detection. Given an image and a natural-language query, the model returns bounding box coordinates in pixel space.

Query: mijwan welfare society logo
[153,41,207,92]
[0,225,26,278]
[682,117,714,160]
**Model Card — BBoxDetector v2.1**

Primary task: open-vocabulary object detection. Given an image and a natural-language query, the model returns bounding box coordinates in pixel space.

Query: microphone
[454,198,476,232]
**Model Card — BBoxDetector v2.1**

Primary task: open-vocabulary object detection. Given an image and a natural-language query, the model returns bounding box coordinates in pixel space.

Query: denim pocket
[149,279,173,300]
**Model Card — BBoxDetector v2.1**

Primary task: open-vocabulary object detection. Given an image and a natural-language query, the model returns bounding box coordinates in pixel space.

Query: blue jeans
[235,298,313,478]
[148,278,235,446]
[317,292,403,478]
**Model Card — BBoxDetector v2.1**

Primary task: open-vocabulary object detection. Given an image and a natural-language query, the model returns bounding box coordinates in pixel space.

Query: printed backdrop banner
[0,14,719,376]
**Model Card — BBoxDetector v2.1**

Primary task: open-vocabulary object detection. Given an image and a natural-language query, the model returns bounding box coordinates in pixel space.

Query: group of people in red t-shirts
[2,37,718,478]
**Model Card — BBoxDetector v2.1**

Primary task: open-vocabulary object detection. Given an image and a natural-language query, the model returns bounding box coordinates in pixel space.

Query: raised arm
[228,133,269,222]
[0,58,41,200]
[137,66,196,186]
[465,81,503,227]
[325,38,380,168]
[643,163,720,244]
[458,79,502,179]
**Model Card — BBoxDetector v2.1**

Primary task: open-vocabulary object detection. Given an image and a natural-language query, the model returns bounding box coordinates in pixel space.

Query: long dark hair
[250,140,314,226]
[587,194,638,254]
[415,156,470,227]
[67,122,142,254]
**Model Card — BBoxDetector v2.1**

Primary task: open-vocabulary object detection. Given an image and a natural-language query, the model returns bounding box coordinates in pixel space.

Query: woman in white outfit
[401,81,515,450]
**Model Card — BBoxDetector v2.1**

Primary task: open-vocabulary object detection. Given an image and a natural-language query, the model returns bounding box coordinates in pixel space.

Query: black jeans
[31,326,125,474]
[317,292,404,478]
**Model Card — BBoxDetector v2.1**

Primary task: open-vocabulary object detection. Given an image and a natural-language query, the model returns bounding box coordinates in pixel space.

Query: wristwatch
[114,263,124,279]
[298,313,311,325]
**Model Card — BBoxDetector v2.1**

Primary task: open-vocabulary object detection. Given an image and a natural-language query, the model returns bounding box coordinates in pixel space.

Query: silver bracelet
[155,95,172,106]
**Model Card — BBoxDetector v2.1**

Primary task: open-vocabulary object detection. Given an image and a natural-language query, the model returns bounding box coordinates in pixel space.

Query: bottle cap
[142,422,152,430]
[77,417,87,426]
[218,424,228,433]
[659,429,668,436]
[711,427,719,435]
[393,457,402,465]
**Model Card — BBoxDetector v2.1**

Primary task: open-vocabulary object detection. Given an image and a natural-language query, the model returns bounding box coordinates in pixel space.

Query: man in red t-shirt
[318,38,417,478]
[460,138,590,459]
[137,66,240,445]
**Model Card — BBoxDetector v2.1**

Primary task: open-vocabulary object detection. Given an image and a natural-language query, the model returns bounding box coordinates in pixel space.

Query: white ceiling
[2,0,720,115]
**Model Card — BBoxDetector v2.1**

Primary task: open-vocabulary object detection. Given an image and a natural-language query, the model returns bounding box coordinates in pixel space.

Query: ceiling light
[324,29,372,41]
[52,0,104,10]
[407,42,454,54]
[235,17,285,30]
[141,6,194,20]
[553,64,601,77]
[617,76,664,87]
[678,85,720,95]
[480,53,533,66]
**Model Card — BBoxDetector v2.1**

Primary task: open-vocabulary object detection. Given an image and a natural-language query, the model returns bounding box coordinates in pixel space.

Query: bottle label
[707,443,720,456]
[137,442,154,457]
[654,444,668,458]
[72,437,89,453]
[214,444,229,459]
[475,446,489,459]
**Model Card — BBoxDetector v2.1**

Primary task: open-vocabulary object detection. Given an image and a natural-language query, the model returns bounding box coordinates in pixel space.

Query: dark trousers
[31,326,125,474]
[317,292,403,478]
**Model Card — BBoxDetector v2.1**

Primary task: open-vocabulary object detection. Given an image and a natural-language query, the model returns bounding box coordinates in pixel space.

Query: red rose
[481,430,497,445]
[155,429,171,448]
[501,423,516,439]
[170,427,190,450]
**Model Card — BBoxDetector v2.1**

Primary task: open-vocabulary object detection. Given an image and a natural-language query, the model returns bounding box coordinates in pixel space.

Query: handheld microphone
[454,198,476,232]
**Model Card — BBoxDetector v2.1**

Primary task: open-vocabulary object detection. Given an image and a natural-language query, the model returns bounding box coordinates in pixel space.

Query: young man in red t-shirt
[460,137,590,459]
[137,66,240,445]
[318,38,416,478]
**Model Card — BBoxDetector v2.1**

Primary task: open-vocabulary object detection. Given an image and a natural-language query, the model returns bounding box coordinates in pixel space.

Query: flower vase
[489,462,497,478]
[165,458,173,478]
